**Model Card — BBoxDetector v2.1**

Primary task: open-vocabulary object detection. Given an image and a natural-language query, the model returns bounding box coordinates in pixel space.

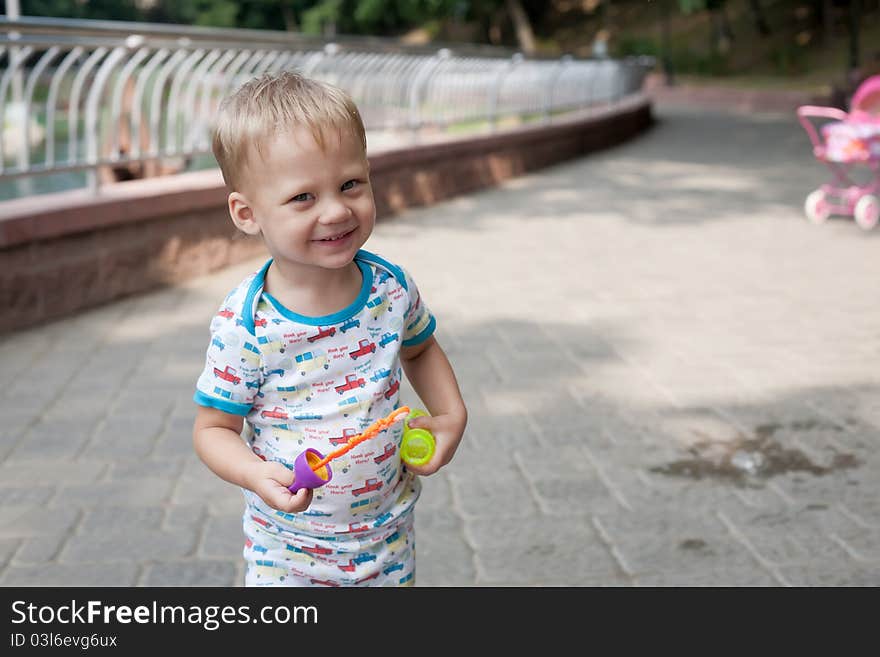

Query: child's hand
[246,460,313,513]
[402,411,466,476]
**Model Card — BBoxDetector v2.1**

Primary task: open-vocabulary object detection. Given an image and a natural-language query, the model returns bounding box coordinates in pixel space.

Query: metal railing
[0,16,654,195]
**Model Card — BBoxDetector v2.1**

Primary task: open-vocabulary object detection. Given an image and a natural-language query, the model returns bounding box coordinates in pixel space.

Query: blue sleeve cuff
[402,315,436,347]
[193,390,252,416]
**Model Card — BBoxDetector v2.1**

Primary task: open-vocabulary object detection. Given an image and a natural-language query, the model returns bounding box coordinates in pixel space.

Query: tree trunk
[504,0,537,55]
[748,0,771,36]
[280,0,298,32]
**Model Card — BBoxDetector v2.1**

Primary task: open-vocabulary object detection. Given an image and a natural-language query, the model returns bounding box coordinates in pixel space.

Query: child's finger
[268,462,295,487]
[281,487,312,512]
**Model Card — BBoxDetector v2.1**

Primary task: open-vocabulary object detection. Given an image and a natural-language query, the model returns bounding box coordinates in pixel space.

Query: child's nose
[320,199,353,223]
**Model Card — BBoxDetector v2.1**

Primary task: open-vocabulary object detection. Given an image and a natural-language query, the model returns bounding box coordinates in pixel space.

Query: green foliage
[618,35,660,58]
[21,0,140,21]
[769,41,809,76]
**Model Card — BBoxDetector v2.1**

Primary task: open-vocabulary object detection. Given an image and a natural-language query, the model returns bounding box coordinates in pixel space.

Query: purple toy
[287,448,332,493]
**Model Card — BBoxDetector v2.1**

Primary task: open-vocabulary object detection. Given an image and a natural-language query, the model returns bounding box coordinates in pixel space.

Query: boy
[192,71,467,586]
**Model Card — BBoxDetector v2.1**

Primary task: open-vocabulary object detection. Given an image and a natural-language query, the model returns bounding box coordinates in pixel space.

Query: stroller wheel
[854,195,879,231]
[804,190,830,225]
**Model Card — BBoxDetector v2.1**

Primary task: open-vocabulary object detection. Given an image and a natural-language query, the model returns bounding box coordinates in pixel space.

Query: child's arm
[400,335,467,475]
[192,406,312,512]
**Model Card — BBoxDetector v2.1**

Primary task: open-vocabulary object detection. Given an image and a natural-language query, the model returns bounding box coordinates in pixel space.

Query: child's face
[231,125,375,275]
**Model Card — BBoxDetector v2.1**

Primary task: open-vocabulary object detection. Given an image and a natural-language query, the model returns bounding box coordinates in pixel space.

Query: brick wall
[0,98,652,335]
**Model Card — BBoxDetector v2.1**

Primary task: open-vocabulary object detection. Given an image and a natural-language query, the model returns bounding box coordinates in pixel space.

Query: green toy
[400,409,436,467]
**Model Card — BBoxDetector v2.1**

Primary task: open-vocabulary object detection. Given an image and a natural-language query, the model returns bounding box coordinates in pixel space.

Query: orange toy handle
[311,406,410,471]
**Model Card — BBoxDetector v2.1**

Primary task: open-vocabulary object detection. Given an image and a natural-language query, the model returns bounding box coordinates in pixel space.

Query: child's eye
[289,192,313,203]
[341,180,358,192]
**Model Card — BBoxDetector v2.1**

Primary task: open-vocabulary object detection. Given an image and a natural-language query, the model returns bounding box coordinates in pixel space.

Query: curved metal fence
[0,16,654,195]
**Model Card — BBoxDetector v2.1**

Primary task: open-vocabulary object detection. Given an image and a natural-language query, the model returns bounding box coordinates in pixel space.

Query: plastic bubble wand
[288,406,435,493]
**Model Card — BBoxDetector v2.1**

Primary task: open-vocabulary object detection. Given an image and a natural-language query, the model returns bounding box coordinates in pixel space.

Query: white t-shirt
[194,249,435,538]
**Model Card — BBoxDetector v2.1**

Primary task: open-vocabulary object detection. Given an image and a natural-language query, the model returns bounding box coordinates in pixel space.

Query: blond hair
[212,70,367,191]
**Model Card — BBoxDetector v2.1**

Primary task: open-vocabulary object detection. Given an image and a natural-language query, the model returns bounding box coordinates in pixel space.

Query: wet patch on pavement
[649,419,861,487]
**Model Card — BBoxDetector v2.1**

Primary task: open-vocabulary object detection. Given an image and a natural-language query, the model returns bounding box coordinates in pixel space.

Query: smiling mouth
[314,228,356,242]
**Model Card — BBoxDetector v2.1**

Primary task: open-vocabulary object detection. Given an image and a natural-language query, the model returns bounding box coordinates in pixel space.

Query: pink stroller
[797,75,880,231]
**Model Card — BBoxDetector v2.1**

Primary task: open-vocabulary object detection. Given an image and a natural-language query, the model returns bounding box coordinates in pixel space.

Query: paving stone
[142,560,239,587]
[54,479,174,509]
[775,563,880,587]
[0,486,56,508]
[79,508,165,534]
[80,413,167,460]
[164,505,207,533]
[719,512,852,567]
[468,515,620,585]
[0,537,20,568]
[594,509,761,577]
[12,531,70,565]
[448,465,540,520]
[0,460,106,486]
[634,567,780,587]
[830,527,880,562]
[59,528,198,564]
[0,506,80,539]
[413,471,453,512]
[107,457,186,481]
[8,418,95,460]
[0,562,139,586]
[200,515,245,559]
[415,510,474,587]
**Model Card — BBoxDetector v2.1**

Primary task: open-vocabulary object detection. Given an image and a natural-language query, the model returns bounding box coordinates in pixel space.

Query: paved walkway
[2,104,879,587]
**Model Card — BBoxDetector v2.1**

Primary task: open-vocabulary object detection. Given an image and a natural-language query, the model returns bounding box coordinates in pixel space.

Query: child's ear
[228,192,261,236]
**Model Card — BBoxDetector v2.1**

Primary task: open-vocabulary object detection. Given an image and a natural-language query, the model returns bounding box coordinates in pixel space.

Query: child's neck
[264,260,362,317]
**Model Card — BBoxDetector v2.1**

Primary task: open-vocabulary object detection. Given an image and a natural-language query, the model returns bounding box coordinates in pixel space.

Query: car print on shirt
[307,326,337,343]
[276,384,311,403]
[241,341,260,366]
[385,531,404,551]
[309,578,339,587]
[374,443,396,464]
[384,379,400,399]
[337,559,357,573]
[258,334,285,354]
[349,339,376,360]
[355,572,380,584]
[301,544,333,556]
[349,522,370,533]
[335,373,366,394]
[211,336,226,351]
[253,560,288,581]
[213,365,241,385]
[295,350,329,375]
[250,515,272,529]
[383,562,404,576]
[373,512,393,528]
[370,368,391,383]
[353,552,377,565]
[236,317,267,328]
[217,308,235,319]
[366,295,391,319]
[350,496,381,514]
[338,395,372,416]
[329,428,358,446]
[352,478,383,497]
[260,406,289,420]
[378,332,398,348]
[339,317,360,333]
[212,386,242,402]
[293,411,322,421]
[271,426,303,444]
